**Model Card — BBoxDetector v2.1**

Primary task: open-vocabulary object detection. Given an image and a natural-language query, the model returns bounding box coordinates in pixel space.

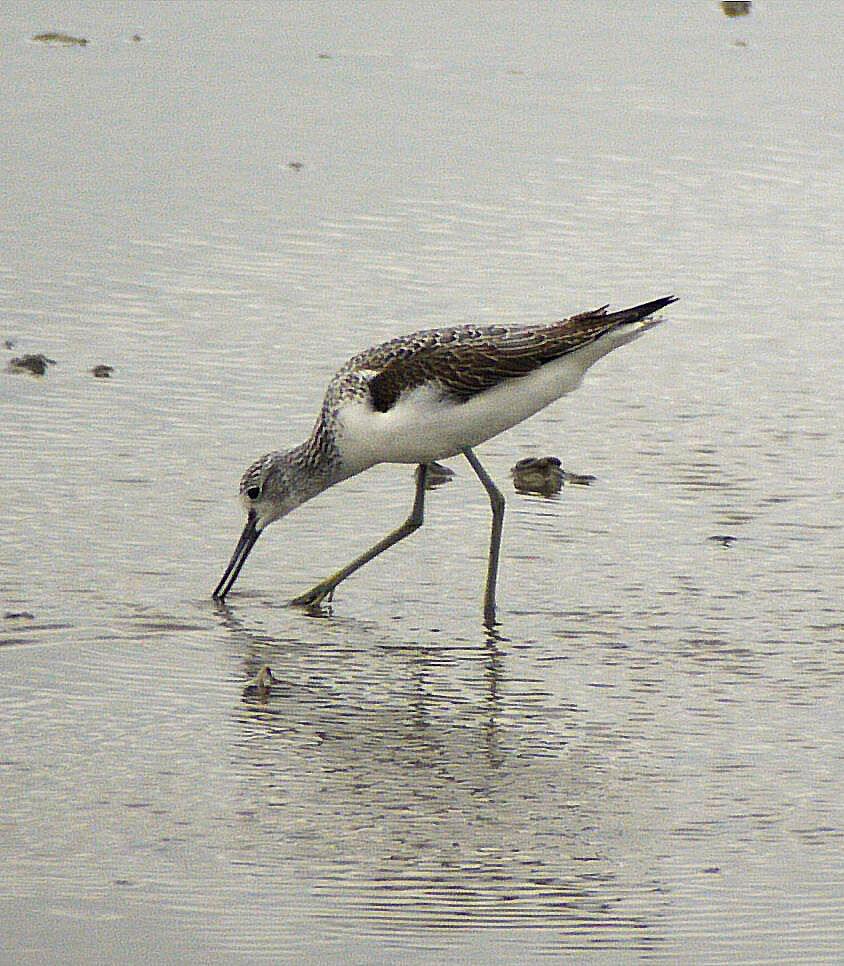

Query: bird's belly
[335,355,588,469]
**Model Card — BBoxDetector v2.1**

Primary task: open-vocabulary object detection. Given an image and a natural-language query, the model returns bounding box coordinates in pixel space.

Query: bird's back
[333,297,675,414]
[338,320,514,377]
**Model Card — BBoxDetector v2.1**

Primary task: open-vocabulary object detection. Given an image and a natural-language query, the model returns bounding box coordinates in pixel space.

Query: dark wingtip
[640,295,678,314]
[611,295,678,327]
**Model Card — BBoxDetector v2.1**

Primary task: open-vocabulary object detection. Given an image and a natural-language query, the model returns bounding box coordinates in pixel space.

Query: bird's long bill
[212,510,261,601]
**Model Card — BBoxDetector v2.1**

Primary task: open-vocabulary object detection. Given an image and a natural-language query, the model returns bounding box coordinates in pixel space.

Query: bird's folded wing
[367,305,617,411]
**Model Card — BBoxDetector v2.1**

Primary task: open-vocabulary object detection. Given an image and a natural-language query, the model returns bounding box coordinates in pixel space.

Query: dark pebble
[708,534,737,547]
[7,353,56,375]
[32,32,88,45]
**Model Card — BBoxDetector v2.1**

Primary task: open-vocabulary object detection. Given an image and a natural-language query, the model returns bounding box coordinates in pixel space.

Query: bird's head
[238,451,305,531]
[213,451,306,601]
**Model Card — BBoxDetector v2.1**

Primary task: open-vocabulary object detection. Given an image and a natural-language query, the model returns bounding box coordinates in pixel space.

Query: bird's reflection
[215,598,506,771]
[212,604,663,948]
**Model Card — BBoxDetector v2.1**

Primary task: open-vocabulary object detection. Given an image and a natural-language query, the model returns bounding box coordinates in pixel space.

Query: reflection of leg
[463,448,505,626]
[290,464,429,608]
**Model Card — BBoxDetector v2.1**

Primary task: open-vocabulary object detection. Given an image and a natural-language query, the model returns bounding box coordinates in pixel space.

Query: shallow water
[1,2,842,963]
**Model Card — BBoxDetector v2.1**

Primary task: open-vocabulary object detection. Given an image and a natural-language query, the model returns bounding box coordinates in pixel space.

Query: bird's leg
[290,463,429,609]
[463,448,505,627]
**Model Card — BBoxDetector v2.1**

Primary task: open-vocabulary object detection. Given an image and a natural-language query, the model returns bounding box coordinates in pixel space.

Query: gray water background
[1,2,842,963]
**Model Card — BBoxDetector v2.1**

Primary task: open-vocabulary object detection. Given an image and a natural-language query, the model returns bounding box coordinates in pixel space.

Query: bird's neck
[290,424,350,498]
[280,407,368,514]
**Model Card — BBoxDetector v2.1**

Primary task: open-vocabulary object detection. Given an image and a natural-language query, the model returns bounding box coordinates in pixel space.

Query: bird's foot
[289,581,336,610]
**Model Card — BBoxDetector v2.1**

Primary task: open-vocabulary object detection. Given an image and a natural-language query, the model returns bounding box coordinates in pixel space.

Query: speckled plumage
[331,300,667,411]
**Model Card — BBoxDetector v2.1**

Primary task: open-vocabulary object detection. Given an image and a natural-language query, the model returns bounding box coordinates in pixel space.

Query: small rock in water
[3,338,16,349]
[7,353,56,376]
[243,665,276,702]
[4,611,35,620]
[91,364,114,378]
[32,32,89,46]
[512,457,563,495]
[708,534,737,547]
[419,460,455,490]
[511,457,596,496]
[131,34,142,43]
[720,1,751,16]
[287,161,304,171]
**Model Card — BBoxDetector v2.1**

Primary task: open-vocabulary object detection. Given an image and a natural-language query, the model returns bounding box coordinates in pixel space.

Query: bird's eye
[246,485,261,500]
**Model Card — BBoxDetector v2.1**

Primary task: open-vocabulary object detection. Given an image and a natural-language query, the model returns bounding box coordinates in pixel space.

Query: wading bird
[213,296,676,624]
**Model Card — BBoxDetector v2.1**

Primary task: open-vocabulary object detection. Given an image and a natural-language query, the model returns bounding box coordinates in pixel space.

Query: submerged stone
[511,457,596,496]
[721,2,751,17]
[243,665,276,702]
[7,353,56,376]
[512,456,564,495]
[33,32,88,46]
[708,534,737,547]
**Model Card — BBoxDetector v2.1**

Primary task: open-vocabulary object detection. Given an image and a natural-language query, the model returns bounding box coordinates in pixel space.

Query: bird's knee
[403,511,424,533]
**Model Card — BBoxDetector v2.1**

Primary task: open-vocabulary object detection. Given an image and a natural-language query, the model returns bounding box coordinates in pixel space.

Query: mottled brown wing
[367,311,605,411]
[367,297,675,412]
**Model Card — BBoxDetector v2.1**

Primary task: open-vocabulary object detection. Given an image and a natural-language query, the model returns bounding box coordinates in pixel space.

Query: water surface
[1,2,842,963]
